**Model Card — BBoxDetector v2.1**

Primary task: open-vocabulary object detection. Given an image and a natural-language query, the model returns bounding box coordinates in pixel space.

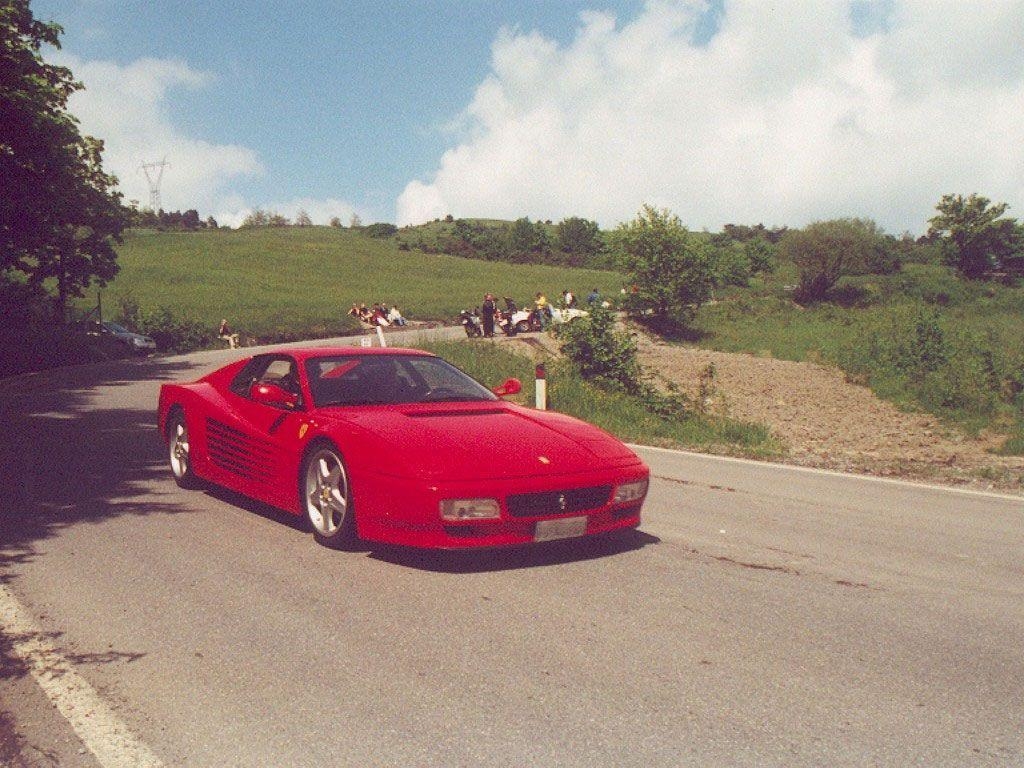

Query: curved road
[1,331,1022,766]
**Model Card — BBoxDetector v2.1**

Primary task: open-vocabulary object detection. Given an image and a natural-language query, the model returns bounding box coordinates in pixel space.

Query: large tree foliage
[555,216,603,265]
[613,205,714,319]
[927,193,1021,279]
[1,0,124,321]
[780,218,890,302]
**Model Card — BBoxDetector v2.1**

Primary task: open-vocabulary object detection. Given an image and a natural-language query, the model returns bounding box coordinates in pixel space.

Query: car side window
[260,359,300,395]
[229,358,267,397]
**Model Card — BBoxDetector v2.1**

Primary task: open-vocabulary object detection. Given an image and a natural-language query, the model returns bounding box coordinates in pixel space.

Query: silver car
[79,320,156,354]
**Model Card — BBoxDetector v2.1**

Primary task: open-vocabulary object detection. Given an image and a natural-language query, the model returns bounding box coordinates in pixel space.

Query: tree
[780,218,886,302]
[294,209,312,227]
[1,1,126,323]
[612,205,715,319]
[927,193,1021,279]
[241,209,269,227]
[555,217,603,265]
[364,222,397,238]
[329,216,342,228]
[349,213,363,229]
[506,217,549,260]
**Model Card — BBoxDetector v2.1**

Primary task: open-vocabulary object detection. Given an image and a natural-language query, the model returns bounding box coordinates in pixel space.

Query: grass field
[91,227,625,338]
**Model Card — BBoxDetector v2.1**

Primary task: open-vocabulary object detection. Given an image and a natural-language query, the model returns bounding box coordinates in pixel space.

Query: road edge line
[629,443,1024,502]
[0,583,164,768]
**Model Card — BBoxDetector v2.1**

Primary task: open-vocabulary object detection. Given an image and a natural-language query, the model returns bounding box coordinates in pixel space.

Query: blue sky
[33,1,1024,233]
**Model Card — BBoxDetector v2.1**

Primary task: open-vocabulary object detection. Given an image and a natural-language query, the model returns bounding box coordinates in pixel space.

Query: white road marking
[0,583,164,768]
[630,443,1024,503]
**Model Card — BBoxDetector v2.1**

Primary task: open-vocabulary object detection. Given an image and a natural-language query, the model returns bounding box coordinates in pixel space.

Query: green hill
[91,227,623,338]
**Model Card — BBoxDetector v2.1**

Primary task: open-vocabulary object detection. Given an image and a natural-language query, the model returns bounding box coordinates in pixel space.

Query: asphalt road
[1,333,1022,767]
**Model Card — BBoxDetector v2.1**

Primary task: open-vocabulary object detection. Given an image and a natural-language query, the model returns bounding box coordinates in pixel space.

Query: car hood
[323,402,641,480]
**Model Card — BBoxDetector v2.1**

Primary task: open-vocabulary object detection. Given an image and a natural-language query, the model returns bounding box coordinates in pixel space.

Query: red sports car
[157,347,648,549]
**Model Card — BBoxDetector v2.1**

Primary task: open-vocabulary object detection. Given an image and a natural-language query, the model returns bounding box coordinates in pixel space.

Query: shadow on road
[370,528,661,573]
[0,356,202,690]
[200,485,659,572]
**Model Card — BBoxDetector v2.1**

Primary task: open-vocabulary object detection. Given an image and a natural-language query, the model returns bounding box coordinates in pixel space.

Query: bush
[713,243,752,287]
[117,296,209,352]
[554,306,643,394]
[834,305,1022,419]
[364,223,398,238]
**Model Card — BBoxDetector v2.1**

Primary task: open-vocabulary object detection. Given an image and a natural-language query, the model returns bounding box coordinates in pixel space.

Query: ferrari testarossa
[157,347,649,549]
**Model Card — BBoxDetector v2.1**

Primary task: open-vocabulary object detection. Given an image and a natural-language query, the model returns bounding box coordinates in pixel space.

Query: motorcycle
[459,309,483,338]
[495,308,516,336]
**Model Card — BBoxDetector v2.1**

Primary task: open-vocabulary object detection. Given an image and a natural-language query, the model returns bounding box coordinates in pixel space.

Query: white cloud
[56,54,263,214]
[398,0,1024,233]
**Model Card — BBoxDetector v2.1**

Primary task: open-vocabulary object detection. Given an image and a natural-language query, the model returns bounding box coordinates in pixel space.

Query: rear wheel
[166,410,202,489]
[302,443,358,548]
[515,320,530,333]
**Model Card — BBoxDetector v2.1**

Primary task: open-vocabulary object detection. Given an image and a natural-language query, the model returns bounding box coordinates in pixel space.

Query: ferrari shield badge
[298,423,309,439]
[538,455,551,464]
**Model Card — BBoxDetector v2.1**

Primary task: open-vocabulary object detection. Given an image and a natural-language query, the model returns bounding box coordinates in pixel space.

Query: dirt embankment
[632,331,1024,491]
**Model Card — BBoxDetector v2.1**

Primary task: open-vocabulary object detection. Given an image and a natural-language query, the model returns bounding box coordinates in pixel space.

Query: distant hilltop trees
[126,204,217,231]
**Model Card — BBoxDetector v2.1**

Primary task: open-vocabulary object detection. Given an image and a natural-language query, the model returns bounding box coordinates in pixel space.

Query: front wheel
[167,410,202,489]
[515,320,530,334]
[302,444,358,548]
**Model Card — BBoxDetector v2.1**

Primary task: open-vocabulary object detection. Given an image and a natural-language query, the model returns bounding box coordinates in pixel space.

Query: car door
[206,354,307,510]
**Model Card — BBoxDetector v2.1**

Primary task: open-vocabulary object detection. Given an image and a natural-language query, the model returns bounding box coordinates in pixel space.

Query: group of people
[476,293,521,337]
[217,287,603,350]
[470,287,600,337]
[348,302,407,327]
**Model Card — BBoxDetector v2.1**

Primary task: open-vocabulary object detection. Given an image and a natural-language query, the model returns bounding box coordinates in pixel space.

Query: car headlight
[440,498,501,521]
[612,478,648,504]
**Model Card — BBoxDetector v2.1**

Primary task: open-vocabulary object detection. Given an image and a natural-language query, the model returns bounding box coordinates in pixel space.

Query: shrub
[117,300,209,352]
[364,222,398,238]
[781,218,888,303]
[554,306,643,394]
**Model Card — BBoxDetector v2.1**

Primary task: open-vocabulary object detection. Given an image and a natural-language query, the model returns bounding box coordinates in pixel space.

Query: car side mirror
[492,377,522,397]
[250,382,299,409]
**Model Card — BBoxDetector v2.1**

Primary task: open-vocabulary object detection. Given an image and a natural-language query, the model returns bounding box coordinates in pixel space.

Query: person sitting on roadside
[351,303,374,325]
[387,305,407,326]
[218,318,239,349]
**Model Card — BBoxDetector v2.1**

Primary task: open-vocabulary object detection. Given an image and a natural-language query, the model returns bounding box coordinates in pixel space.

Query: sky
[32,0,1024,234]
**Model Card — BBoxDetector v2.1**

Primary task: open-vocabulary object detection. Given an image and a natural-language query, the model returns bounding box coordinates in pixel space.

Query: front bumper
[353,464,648,549]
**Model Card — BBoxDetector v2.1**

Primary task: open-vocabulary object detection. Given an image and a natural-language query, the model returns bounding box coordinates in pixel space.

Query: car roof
[275,346,434,362]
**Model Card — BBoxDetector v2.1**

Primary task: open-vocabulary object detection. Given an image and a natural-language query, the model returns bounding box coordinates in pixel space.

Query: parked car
[158,347,649,550]
[76,321,156,354]
[510,306,589,334]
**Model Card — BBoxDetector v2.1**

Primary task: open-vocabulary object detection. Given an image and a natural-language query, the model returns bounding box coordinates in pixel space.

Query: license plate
[534,516,587,542]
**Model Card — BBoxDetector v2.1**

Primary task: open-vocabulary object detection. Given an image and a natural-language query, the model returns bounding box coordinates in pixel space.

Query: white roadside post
[376,325,387,347]
[535,363,546,410]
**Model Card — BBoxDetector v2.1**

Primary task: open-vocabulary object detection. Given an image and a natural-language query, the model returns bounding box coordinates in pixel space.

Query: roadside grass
[421,340,782,457]
[684,262,1024,454]
[92,228,625,339]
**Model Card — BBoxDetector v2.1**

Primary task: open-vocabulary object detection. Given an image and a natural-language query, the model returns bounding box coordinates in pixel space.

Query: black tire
[515,320,530,334]
[166,409,203,489]
[301,442,358,549]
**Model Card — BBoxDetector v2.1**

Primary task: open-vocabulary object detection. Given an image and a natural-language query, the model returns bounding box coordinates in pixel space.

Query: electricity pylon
[140,159,170,210]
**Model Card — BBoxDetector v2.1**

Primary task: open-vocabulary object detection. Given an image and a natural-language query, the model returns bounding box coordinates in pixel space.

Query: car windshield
[103,322,130,334]
[305,354,498,407]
